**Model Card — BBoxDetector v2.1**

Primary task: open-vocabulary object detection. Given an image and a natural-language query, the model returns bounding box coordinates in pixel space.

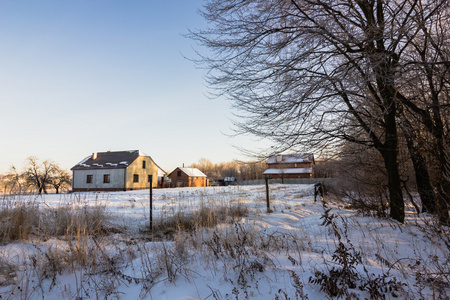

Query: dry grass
[42,204,113,237]
[0,204,40,243]
[150,203,248,239]
[0,201,113,244]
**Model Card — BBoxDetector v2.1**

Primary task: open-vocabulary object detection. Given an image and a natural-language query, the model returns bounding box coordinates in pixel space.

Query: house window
[177,170,182,177]
[103,174,110,184]
[133,174,139,183]
[86,175,93,184]
[143,160,146,169]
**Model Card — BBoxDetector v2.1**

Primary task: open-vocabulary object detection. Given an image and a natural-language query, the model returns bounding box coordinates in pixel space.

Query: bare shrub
[413,216,450,298]
[0,257,16,287]
[201,222,272,295]
[323,146,391,217]
[309,206,407,299]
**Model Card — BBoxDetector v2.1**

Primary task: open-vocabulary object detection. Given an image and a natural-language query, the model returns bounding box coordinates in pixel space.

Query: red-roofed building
[167,167,208,187]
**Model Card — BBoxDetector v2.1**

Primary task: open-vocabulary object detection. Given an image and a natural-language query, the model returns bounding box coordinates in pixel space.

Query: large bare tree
[190,0,449,223]
[396,3,450,222]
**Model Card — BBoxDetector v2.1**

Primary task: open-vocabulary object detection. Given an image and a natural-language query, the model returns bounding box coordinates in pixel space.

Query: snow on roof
[71,150,166,172]
[263,168,313,175]
[72,150,139,170]
[138,150,149,156]
[179,167,207,177]
[74,155,91,166]
[267,153,314,164]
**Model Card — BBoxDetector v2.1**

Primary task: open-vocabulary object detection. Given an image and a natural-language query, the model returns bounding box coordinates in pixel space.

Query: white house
[71,150,166,191]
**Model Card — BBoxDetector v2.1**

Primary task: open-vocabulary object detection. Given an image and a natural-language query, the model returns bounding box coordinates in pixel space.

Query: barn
[167,167,208,187]
[263,153,315,179]
[71,150,166,191]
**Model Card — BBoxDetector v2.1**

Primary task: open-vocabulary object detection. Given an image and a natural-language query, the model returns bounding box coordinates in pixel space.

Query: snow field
[0,184,448,299]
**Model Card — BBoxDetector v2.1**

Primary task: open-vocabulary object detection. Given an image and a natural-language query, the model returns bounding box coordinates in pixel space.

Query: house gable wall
[168,168,190,187]
[125,156,158,189]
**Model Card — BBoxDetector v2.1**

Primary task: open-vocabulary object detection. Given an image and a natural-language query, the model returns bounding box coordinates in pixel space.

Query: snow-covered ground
[0,184,448,299]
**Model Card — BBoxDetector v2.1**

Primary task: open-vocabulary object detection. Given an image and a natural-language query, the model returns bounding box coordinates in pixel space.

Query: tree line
[1,157,71,194]
[189,158,267,181]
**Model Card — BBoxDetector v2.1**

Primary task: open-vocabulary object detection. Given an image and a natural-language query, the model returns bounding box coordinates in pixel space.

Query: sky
[0,0,268,174]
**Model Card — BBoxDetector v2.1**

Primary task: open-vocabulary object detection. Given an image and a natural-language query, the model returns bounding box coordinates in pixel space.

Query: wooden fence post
[149,175,153,232]
[265,176,270,212]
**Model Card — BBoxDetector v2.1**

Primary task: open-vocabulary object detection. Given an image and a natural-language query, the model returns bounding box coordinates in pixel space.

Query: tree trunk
[424,62,449,223]
[436,141,450,224]
[398,111,436,213]
[382,148,405,223]
[382,102,405,223]
[411,151,436,214]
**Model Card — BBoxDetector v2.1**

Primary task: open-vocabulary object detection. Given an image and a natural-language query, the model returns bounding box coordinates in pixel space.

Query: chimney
[92,152,98,160]
[182,163,185,168]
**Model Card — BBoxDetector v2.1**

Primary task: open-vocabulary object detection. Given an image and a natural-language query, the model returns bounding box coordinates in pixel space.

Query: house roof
[267,153,314,164]
[169,167,207,177]
[71,150,143,170]
[263,168,313,175]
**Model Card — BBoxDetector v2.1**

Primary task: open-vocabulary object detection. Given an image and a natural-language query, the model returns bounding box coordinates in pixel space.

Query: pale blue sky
[0,0,265,174]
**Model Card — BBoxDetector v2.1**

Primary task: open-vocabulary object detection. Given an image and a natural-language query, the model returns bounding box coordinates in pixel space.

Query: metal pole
[265,176,270,212]
[149,175,153,231]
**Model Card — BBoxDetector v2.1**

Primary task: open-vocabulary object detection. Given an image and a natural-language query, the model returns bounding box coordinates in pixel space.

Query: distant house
[263,153,315,179]
[71,150,166,191]
[167,167,208,187]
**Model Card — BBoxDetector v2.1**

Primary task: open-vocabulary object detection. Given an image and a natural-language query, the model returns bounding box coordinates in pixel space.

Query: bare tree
[190,158,221,180]
[395,3,450,222]
[190,0,449,223]
[24,157,56,194]
[239,161,267,181]
[7,165,24,194]
[49,166,71,194]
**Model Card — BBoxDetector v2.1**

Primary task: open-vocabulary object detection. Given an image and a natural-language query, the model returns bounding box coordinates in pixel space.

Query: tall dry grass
[0,198,113,245]
[150,201,249,239]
